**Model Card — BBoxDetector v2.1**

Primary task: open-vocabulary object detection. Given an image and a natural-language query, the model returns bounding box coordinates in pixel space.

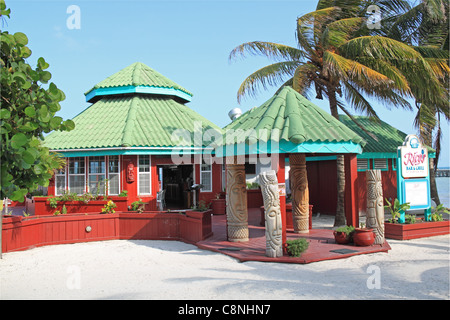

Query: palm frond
[292,63,320,95]
[352,57,411,93]
[236,61,301,103]
[322,17,364,49]
[335,97,379,141]
[340,35,422,61]
[297,6,342,52]
[229,41,303,63]
[323,50,395,89]
[341,81,379,118]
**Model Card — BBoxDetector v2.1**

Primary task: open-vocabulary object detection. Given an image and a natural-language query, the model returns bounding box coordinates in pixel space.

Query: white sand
[1,217,449,300]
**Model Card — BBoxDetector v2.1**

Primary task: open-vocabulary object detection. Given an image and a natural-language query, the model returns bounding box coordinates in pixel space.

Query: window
[373,159,388,171]
[69,157,86,194]
[108,155,120,195]
[357,159,369,172]
[138,155,151,194]
[55,166,66,196]
[89,156,106,194]
[200,162,212,192]
[221,164,226,191]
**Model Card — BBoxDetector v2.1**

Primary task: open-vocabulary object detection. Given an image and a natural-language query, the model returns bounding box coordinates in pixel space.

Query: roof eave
[85,85,193,103]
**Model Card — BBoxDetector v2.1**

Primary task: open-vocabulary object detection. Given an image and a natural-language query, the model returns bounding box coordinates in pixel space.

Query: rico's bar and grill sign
[396,134,431,222]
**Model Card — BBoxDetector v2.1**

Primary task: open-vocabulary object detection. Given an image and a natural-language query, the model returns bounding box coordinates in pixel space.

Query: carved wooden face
[266,207,282,246]
[228,170,247,221]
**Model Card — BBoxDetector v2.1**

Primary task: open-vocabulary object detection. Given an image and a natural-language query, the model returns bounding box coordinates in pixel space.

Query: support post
[259,170,283,258]
[366,170,385,244]
[344,154,359,227]
[272,154,286,245]
[225,157,248,242]
[289,153,309,233]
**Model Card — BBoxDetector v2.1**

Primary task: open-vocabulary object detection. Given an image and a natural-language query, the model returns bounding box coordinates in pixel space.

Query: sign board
[400,135,429,178]
[396,134,431,221]
[402,179,430,209]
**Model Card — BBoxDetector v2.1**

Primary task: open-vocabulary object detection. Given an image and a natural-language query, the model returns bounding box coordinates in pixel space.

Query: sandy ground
[1,215,449,300]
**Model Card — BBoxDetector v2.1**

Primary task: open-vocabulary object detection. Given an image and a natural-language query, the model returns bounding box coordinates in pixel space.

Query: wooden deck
[196,208,391,264]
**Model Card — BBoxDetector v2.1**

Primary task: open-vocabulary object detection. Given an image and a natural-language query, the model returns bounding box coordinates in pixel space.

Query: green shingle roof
[339,115,435,156]
[223,86,365,146]
[44,95,221,150]
[84,62,193,103]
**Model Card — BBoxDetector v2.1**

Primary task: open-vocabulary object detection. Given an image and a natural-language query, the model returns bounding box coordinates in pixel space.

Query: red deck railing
[1,210,212,253]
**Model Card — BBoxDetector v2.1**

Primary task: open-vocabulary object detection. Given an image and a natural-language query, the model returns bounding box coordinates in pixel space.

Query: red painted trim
[344,154,359,227]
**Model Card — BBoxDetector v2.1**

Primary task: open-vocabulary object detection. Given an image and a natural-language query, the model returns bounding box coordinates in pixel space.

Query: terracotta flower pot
[333,231,351,244]
[353,228,375,246]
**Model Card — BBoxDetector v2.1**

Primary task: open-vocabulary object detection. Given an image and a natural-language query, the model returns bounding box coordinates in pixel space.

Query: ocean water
[436,177,449,208]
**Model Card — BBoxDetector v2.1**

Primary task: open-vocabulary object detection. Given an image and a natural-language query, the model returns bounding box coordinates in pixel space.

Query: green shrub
[405,214,416,224]
[131,200,145,212]
[285,238,309,257]
[335,225,355,235]
[118,190,128,197]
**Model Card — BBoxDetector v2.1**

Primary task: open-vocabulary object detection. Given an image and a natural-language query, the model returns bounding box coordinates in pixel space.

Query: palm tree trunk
[429,158,441,205]
[328,87,347,226]
[420,124,441,205]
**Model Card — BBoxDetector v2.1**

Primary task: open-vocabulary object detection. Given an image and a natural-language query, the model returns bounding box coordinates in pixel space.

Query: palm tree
[229,0,442,225]
[380,0,449,205]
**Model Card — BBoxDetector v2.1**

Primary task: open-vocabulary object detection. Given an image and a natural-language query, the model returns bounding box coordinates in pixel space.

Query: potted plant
[130,199,145,213]
[353,223,375,246]
[333,225,355,244]
[284,238,309,257]
[210,193,226,215]
[431,204,449,222]
[384,198,411,223]
[101,200,117,214]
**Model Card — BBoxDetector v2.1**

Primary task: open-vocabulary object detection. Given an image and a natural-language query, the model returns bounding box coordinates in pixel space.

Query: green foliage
[0,0,75,202]
[405,214,416,224]
[385,198,411,223]
[61,204,67,215]
[118,190,128,197]
[285,238,309,257]
[335,225,355,235]
[47,191,96,208]
[430,204,448,222]
[131,199,145,212]
[430,212,443,222]
[246,182,260,189]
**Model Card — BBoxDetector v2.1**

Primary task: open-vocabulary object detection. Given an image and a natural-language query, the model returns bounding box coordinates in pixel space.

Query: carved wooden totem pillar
[366,169,385,244]
[226,158,249,242]
[259,170,283,258]
[289,153,309,233]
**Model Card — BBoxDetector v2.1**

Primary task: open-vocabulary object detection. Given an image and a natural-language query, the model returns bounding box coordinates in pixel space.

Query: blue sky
[5,0,449,168]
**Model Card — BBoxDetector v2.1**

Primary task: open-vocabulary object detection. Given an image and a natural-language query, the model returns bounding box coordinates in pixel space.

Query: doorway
[158,165,194,209]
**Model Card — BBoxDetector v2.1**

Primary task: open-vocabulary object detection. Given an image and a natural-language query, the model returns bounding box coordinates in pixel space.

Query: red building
[44,62,224,210]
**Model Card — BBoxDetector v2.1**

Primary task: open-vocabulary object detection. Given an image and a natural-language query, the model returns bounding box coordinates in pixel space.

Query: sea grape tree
[0,0,75,202]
